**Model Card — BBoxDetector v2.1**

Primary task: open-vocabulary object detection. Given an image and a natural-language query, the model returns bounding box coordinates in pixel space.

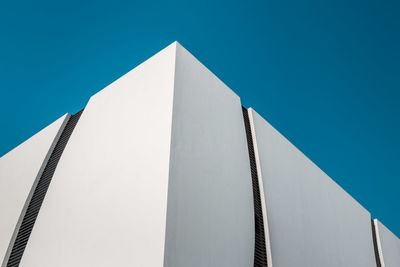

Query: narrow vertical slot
[242,106,268,267]
[371,219,385,267]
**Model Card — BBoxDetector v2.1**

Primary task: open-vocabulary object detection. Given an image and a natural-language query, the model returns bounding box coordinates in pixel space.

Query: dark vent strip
[242,106,268,267]
[6,110,83,267]
[371,219,382,267]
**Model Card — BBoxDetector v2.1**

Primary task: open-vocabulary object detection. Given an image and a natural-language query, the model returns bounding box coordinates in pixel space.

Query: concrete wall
[20,44,177,267]
[163,44,254,267]
[375,220,400,267]
[4,41,398,267]
[249,108,377,267]
[20,42,254,267]
[0,114,68,265]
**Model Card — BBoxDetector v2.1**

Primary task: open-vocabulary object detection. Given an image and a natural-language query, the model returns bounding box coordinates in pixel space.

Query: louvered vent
[242,106,268,267]
[6,109,83,267]
[371,220,382,267]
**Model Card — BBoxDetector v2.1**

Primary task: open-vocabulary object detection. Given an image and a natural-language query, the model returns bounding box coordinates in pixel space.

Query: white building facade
[1,42,399,267]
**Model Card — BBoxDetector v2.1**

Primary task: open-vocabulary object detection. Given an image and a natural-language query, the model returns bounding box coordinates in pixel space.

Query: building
[1,42,399,267]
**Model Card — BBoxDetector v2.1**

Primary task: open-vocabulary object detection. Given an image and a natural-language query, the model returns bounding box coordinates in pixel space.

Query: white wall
[249,108,377,267]
[163,44,254,267]
[0,114,68,265]
[20,44,177,267]
[20,42,255,267]
[376,220,400,267]
[8,41,390,267]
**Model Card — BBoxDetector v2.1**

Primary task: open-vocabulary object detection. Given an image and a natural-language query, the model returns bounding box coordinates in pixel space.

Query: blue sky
[0,0,399,236]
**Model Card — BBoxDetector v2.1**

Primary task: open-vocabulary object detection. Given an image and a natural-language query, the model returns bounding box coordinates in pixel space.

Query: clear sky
[1,0,399,236]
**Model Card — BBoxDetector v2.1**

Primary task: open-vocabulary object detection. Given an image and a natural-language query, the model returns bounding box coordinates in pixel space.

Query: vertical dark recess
[371,220,382,267]
[242,106,268,267]
[6,110,83,267]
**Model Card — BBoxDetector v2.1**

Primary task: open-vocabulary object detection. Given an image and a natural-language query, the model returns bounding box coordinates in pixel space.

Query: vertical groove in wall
[371,219,383,267]
[6,110,83,267]
[242,106,268,267]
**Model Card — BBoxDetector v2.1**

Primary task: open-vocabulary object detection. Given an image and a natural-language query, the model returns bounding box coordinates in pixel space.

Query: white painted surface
[0,114,68,265]
[249,108,377,267]
[163,44,254,267]
[376,220,400,267]
[20,43,177,266]
[20,42,255,267]
[3,42,397,267]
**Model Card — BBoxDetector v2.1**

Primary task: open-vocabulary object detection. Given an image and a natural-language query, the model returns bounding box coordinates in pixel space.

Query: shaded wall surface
[164,43,254,267]
[249,108,377,267]
[376,220,400,267]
